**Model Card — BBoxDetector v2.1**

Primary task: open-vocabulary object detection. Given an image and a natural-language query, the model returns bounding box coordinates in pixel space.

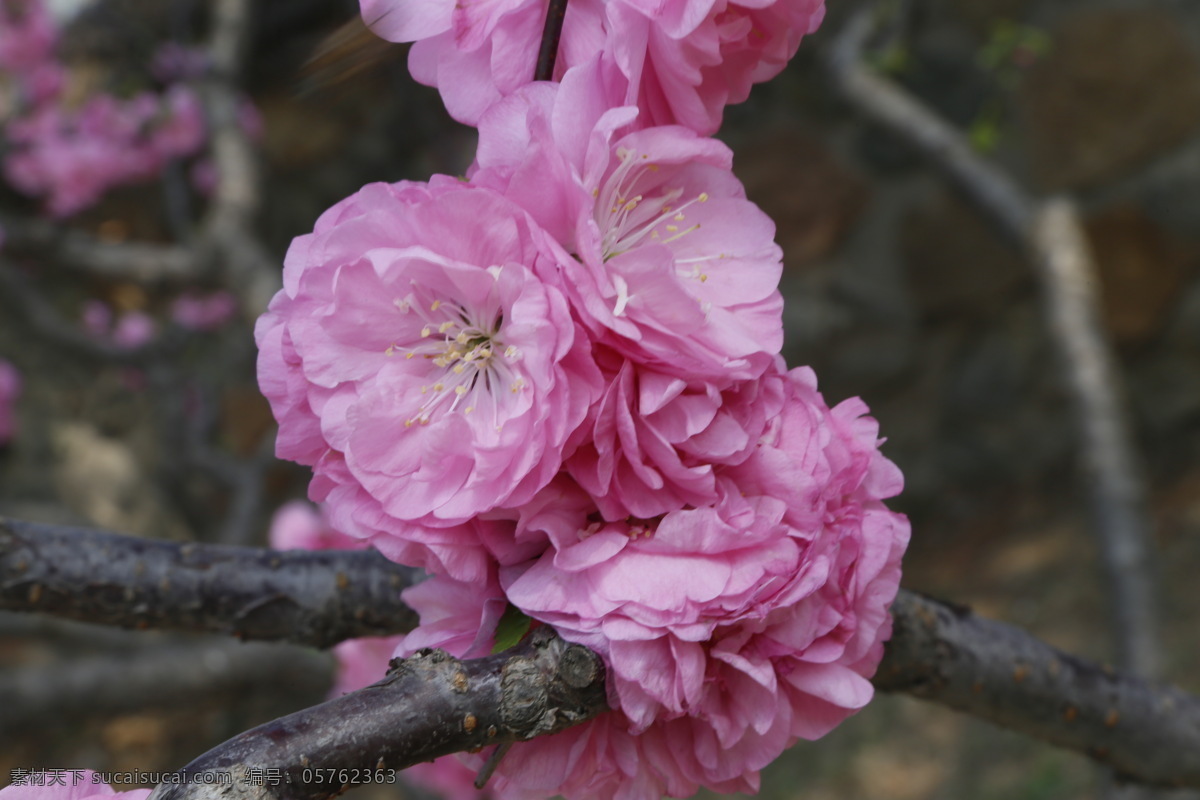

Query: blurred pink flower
[361,0,824,133]
[112,311,157,349]
[0,0,57,75]
[471,62,783,385]
[267,499,363,551]
[171,290,237,331]
[0,359,21,445]
[256,178,602,578]
[0,771,150,800]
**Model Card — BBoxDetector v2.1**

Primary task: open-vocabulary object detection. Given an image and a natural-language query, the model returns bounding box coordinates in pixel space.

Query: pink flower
[565,350,785,519]
[472,62,784,385]
[112,311,157,349]
[0,359,20,445]
[0,771,150,800]
[493,367,909,798]
[361,0,824,134]
[256,178,602,578]
[0,0,57,76]
[267,499,364,551]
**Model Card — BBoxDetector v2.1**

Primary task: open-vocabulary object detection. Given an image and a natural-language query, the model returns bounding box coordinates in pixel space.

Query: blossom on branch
[359,0,825,134]
[256,178,603,579]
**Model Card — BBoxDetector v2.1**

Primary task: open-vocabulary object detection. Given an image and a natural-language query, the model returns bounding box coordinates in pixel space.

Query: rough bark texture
[0,517,419,647]
[146,628,607,800]
[878,591,1200,788]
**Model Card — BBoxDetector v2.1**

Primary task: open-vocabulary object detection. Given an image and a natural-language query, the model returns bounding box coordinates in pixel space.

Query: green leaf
[491,603,533,653]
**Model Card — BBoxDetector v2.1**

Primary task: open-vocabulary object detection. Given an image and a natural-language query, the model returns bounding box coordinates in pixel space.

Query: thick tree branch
[6,520,1198,787]
[876,592,1199,788]
[0,517,419,647]
[147,627,607,800]
[827,6,1162,680]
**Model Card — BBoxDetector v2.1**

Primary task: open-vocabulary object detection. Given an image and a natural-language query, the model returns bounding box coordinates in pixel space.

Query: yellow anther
[456,332,469,344]
[453,364,466,374]
[698,193,709,202]
[385,345,395,356]
[420,385,428,394]
[455,386,467,395]
[504,345,518,358]
[405,352,415,359]
[465,406,474,414]
[404,419,414,428]
[699,273,708,282]
[439,321,455,333]
[433,383,444,392]
[673,213,685,221]
[430,300,442,311]
[647,164,659,172]
[666,225,679,233]
[420,326,432,338]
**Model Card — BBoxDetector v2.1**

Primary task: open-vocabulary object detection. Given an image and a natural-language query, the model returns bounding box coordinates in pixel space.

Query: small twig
[0,517,420,647]
[473,741,513,789]
[147,628,608,800]
[827,5,1161,679]
[0,638,332,738]
[534,0,569,81]
[198,0,280,319]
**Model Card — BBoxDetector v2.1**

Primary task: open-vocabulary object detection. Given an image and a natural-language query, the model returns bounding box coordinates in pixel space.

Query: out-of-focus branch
[0,517,419,647]
[3,520,1198,788]
[0,638,332,739]
[147,628,607,800]
[877,592,1199,788]
[198,0,280,319]
[0,214,198,283]
[827,6,1161,680]
[0,260,183,364]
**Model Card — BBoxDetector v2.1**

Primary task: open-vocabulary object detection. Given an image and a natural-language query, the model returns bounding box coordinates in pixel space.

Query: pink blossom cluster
[362,0,824,134]
[257,2,909,798]
[0,0,207,216]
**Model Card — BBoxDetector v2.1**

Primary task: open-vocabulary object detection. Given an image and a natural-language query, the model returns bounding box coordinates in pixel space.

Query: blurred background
[0,0,1198,797]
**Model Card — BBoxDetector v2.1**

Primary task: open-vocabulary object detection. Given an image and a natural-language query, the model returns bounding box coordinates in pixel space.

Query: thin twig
[534,0,569,81]
[0,638,332,738]
[827,5,1161,679]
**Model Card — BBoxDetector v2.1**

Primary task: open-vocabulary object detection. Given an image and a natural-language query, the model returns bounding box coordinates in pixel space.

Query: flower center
[385,280,525,432]
[595,147,709,263]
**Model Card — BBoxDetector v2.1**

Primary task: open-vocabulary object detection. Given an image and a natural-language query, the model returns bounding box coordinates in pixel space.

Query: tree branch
[0,638,331,738]
[147,627,607,800]
[5,519,1198,788]
[826,5,1162,680]
[876,592,1199,789]
[0,517,419,647]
